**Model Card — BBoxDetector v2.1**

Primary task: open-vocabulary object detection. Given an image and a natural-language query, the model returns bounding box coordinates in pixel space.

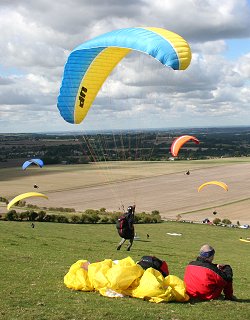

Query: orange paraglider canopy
[170,135,199,157]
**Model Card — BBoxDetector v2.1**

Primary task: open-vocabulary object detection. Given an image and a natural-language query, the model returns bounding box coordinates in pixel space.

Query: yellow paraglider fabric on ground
[63,260,93,291]
[64,257,189,303]
[131,267,172,303]
[131,269,189,303]
[88,259,113,289]
[7,192,48,211]
[105,257,143,294]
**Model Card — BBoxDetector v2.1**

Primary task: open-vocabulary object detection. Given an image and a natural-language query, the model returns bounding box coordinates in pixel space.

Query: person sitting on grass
[184,244,236,301]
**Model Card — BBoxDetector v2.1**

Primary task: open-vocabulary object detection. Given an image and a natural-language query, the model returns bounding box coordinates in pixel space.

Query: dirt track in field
[0,159,249,225]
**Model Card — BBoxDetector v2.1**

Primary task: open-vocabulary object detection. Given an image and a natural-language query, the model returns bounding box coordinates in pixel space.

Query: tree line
[0,203,162,225]
[0,127,249,165]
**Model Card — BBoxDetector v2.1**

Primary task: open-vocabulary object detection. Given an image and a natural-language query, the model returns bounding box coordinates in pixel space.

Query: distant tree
[151,210,160,215]
[80,214,89,223]
[44,214,57,222]
[17,200,26,208]
[19,211,29,221]
[176,214,182,221]
[87,213,100,224]
[57,215,69,223]
[84,209,99,215]
[0,196,8,203]
[213,218,221,225]
[37,210,46,222]
[28,211,38,221]
[71,215,81,224]
[222,218,232,225]
[5,210,18,221]
[99,216,109,223]
[142,215,153,223]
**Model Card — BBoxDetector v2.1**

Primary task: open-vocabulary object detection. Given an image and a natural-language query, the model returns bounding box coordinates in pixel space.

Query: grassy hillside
[0,220,249,320]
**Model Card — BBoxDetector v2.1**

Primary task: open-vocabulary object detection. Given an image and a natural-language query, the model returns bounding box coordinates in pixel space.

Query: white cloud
[0,0,250,132]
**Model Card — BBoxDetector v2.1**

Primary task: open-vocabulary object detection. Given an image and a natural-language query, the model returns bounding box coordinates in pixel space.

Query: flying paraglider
[239,238,250,243]
[22,159,44,170]
[57,27,191,124]
[170,135,200,157]
[7,192,48,211]
[198,181,228,192]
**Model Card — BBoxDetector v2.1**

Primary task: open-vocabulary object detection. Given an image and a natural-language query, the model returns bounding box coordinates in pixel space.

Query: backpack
[116,214,133,239]
[137,256,169,277]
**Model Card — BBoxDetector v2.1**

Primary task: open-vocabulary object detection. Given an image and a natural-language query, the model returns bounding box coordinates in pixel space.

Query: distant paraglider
[239,238,250,243]
[7,192,48,211]
[198,181,228,192]
[22,159,44,170]
[170,135,200,157]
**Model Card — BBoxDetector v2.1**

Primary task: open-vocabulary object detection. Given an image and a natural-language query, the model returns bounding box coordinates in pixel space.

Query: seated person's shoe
[225,295,237,301]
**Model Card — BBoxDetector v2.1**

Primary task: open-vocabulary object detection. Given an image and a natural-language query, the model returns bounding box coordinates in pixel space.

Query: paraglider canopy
[22,159,44,170]
[57,27,192,124]
[198,181,228,192]
[7,192,48,211]
[170,135,200,157]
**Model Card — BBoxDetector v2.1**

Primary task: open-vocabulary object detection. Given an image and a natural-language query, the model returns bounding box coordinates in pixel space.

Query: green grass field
[0,221,249,320]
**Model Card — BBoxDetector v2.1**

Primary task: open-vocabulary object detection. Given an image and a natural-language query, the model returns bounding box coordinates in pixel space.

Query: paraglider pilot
[117,205,135,251]
[184,244,235,301]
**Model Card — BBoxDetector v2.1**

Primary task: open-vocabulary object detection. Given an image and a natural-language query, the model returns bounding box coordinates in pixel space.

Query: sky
[0,0,250,133]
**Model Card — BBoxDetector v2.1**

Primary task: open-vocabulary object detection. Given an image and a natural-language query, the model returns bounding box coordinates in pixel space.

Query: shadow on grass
[188,297,250,304]
[233,298,250,303]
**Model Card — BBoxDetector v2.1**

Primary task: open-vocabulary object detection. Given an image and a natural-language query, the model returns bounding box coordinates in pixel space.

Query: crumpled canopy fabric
[64,257,189,303]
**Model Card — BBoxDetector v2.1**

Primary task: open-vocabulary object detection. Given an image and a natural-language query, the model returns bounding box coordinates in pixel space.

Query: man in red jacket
[184,244,235,301]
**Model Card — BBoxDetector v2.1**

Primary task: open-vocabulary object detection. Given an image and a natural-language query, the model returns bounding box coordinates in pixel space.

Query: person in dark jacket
[117,205,135,251]
[184,244,235,301]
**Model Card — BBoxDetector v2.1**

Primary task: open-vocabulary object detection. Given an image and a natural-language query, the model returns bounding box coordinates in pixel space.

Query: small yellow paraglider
[7,192,48,211]
[198,181,228,192]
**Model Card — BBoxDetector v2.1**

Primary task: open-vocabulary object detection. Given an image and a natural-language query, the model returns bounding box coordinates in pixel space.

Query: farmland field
[0,157,249,225]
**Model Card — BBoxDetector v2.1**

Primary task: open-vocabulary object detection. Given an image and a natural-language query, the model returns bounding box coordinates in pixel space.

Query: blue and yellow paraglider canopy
[57,27,192,124]
[22,158,44,170]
